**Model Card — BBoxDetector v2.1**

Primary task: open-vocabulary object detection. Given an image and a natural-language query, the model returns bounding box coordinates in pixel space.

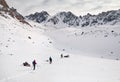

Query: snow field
[0,15,120,82]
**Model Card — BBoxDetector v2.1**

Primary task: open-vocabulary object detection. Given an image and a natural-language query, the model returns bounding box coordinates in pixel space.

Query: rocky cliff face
[46,12,80,26]
[0,0,9,8]
[0,0,31,26]
[26,11,49,23]
[26,9,120,27]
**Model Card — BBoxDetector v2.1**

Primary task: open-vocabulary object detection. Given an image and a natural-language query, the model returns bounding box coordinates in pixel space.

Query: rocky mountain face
[26,11,49,23]
[47,12,80,26]
[26,9,120,27]
[0,0,9,8]
[0,0,31,26]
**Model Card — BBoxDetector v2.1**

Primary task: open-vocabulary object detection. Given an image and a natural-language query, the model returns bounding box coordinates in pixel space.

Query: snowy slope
[0,15,61,81]
[1,55,120,82]
[44,25,120,60]
[0,14,120,82]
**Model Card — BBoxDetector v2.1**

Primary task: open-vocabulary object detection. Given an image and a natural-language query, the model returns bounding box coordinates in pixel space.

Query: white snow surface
[0,15,120,82]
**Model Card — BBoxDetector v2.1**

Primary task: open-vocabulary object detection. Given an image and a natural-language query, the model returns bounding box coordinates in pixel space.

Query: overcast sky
[7,0,120,16]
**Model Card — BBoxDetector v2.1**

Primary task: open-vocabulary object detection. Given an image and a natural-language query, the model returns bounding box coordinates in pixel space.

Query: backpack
[32,60,36,65]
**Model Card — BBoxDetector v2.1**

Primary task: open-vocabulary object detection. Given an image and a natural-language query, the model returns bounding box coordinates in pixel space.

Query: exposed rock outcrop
[0,0,31,26]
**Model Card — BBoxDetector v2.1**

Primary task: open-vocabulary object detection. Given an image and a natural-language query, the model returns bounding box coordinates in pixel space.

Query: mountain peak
[26,9,120,27]
[26,11,50,23]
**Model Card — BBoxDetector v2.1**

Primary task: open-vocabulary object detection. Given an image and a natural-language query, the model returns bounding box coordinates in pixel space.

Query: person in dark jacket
[49,57,52,64]
[61,54,63,58]
[32,60,37,70]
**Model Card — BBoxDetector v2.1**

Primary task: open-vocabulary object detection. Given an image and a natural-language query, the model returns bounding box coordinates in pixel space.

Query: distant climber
[32,59,37,70]
[81,32,84,35]
[61,54,63,58]
[49,57,52,64]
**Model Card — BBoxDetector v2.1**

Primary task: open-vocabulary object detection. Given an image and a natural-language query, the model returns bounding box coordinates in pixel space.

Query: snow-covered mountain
[26,11,50,23]
[26,9,120,27]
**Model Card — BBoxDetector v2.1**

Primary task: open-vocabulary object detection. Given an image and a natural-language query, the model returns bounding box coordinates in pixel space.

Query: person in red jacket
[32,60,37,70]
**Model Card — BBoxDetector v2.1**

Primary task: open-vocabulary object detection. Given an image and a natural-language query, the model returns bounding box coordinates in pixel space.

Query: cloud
[7,0,120,16]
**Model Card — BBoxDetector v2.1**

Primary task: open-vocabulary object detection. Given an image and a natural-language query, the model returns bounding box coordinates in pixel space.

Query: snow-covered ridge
[26,9,120,27]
